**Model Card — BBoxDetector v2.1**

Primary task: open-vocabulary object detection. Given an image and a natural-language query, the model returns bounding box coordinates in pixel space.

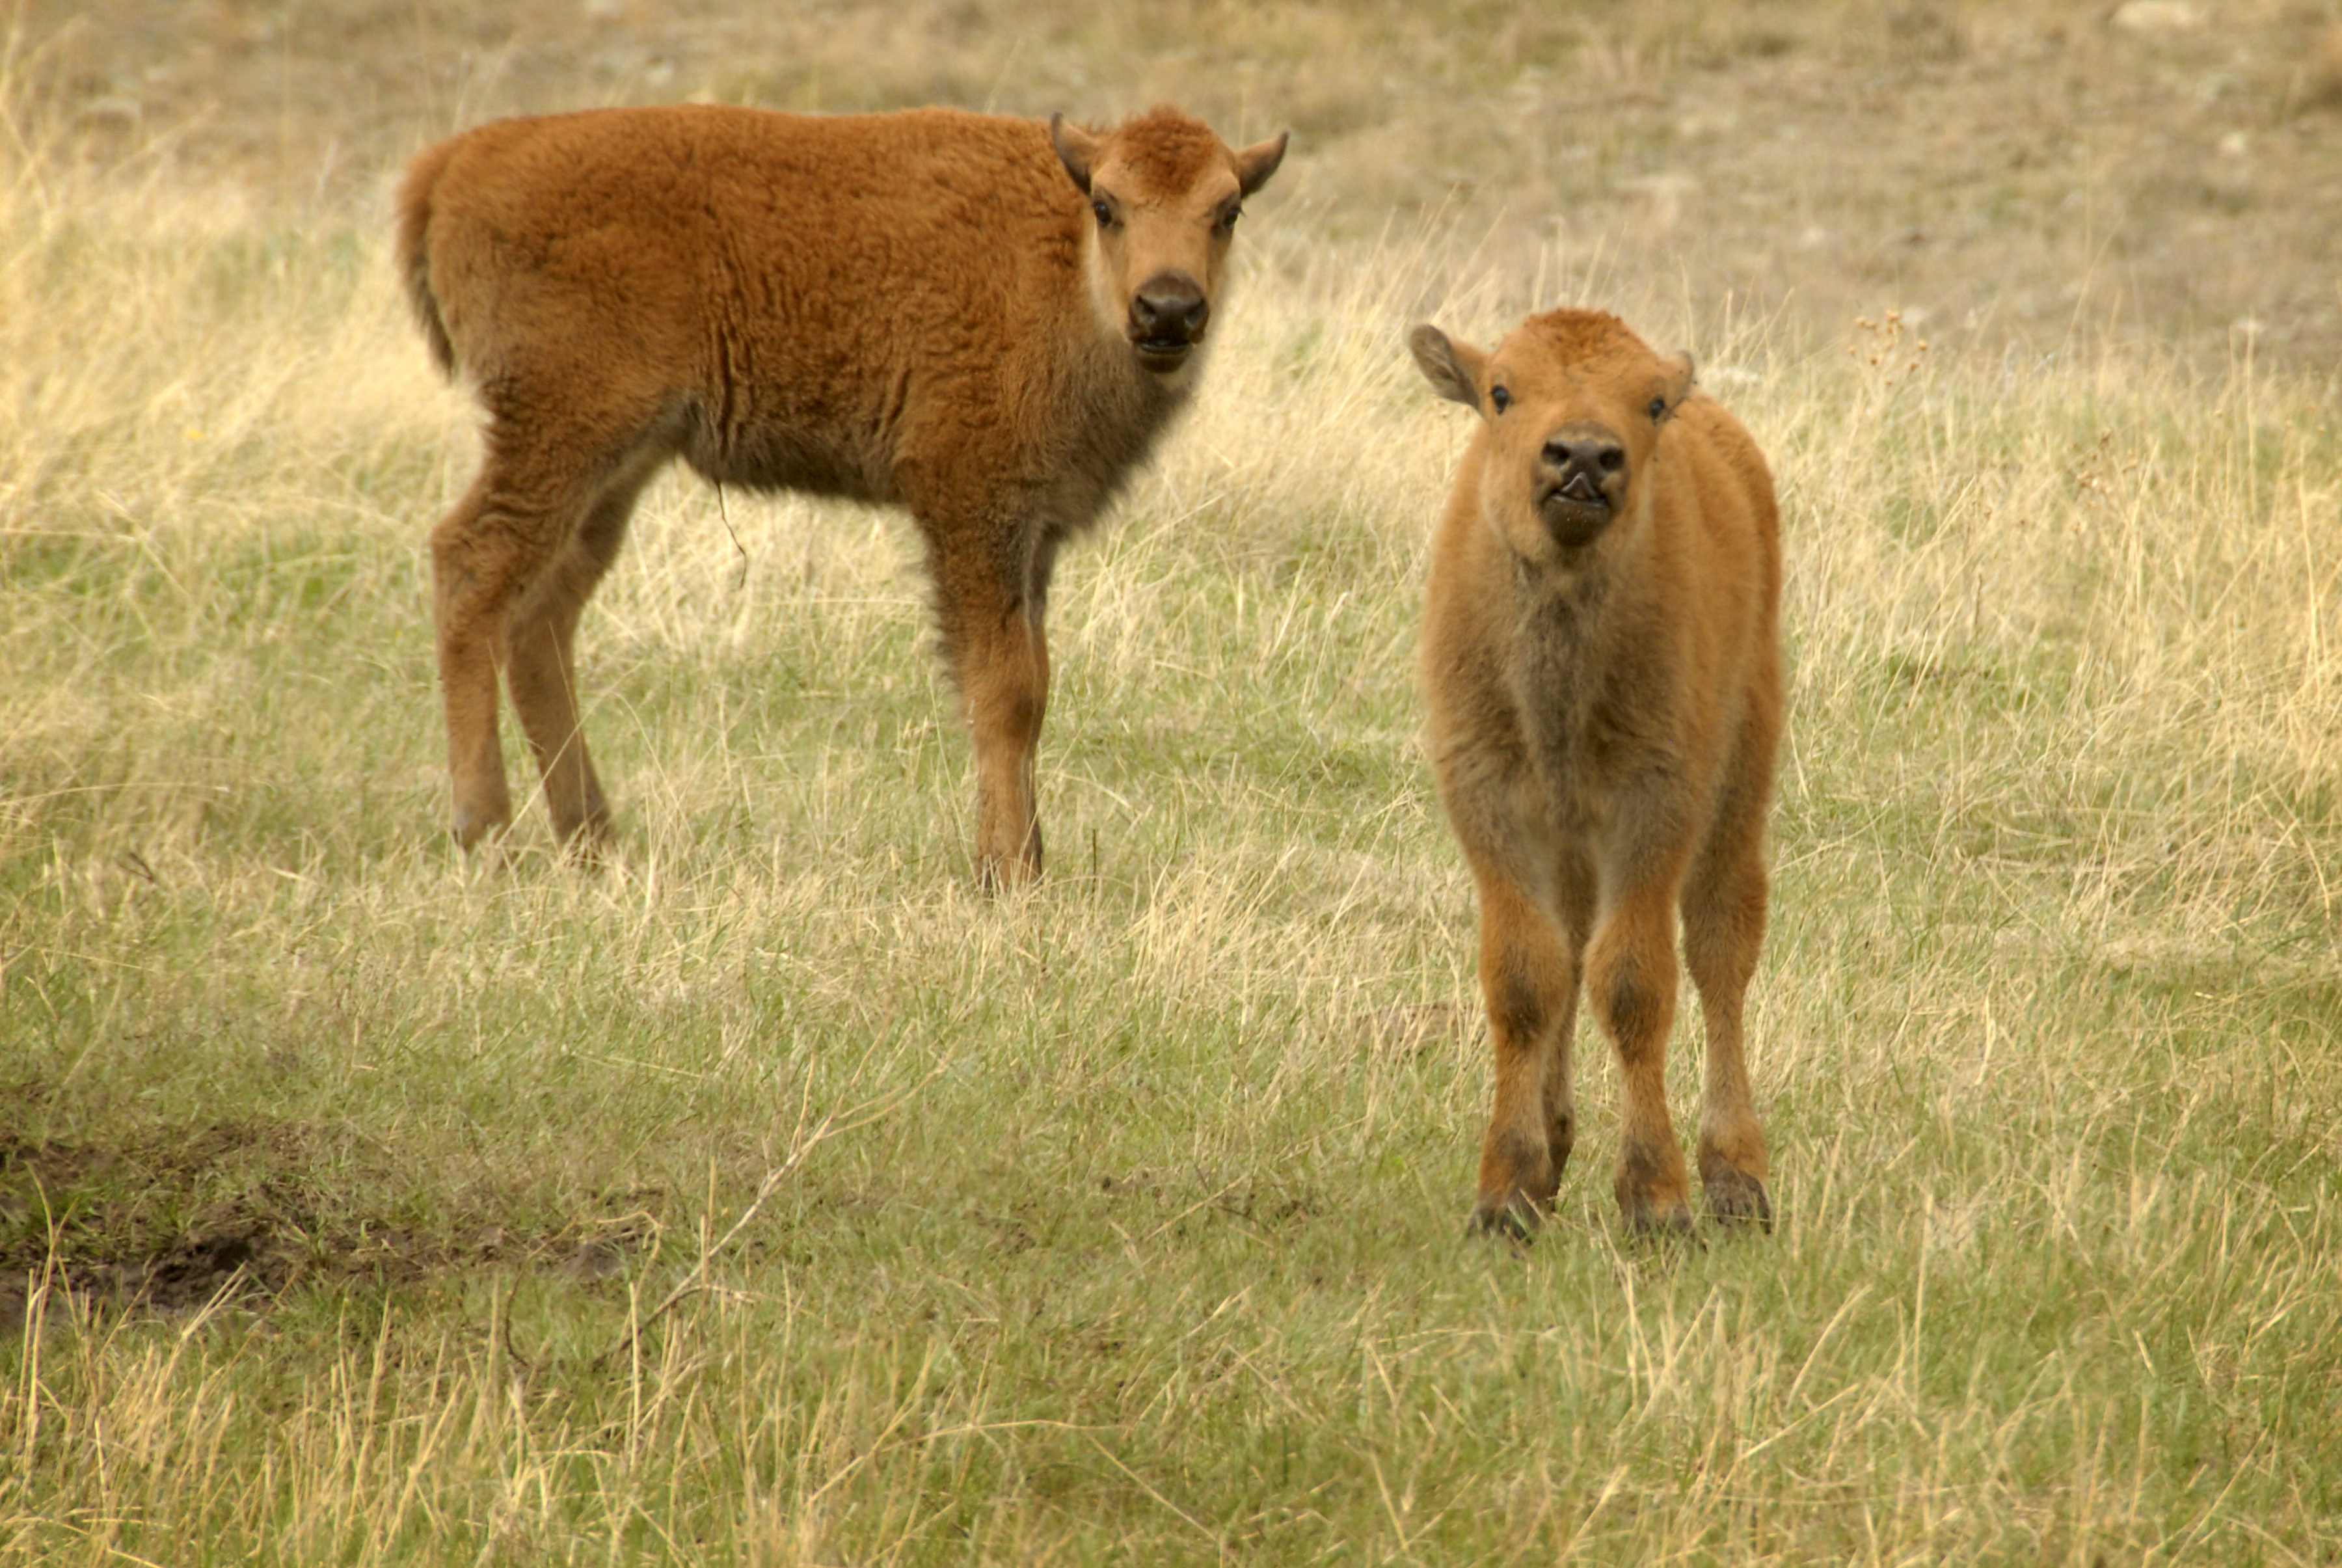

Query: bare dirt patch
[0,1100,658,1329]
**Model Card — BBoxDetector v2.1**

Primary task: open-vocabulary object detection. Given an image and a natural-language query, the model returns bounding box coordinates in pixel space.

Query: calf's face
[1053,110,1287,375]
[1411,312,1695,567]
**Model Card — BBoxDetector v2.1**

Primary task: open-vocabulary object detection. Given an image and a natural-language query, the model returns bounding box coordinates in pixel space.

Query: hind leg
[1682,779,1773,1229]
[504,467,655,850]
[428,440,599,848]
[1587,872,1696,1237]
[431,476,520,848]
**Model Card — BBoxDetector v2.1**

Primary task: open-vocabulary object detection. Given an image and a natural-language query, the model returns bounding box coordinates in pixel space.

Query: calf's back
[400,105,1110,506]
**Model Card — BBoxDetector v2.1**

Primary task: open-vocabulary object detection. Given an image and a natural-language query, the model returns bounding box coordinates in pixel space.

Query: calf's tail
[396,141,459,378]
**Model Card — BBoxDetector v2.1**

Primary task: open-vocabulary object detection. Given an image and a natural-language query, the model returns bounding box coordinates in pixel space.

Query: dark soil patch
[0,1111,660,1333]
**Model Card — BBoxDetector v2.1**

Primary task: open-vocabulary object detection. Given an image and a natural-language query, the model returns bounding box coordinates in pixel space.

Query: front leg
[928,533,1052,889]
[1467,871,1582,1239]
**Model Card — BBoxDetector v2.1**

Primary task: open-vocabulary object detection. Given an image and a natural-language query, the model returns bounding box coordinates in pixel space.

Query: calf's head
[1410,310,1695,566]
[1051,107,1287,375]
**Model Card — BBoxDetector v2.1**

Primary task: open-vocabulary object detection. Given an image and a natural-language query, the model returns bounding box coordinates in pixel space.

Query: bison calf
[1410,308,1781,1238]
[397,104,1285,882]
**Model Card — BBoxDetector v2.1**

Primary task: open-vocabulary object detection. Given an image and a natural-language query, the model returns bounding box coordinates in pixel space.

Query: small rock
[563,1240,627,1281]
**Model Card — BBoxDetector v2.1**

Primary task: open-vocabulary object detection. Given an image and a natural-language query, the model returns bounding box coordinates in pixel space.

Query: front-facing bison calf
[397,103,1285,884]
[1410,308,1782,1239]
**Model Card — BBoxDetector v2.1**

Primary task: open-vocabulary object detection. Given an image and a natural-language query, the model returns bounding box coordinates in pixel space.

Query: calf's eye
[1647,396,1667,422]
[1490,386,1512,413]
[1218,206,1242,230]
[1092,200,1115,228]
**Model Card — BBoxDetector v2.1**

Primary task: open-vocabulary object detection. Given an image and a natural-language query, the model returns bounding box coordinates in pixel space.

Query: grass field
[5,3,2342,1562]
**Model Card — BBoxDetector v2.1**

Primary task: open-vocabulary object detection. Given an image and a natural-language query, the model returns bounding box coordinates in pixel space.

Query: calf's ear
[1232,131,1289,196]
[1658,350,1697,417]
[1409,325,1488,411]
[1051,113,1099,194]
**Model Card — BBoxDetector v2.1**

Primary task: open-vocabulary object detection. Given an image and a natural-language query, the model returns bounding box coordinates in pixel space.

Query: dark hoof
[1704,1171,1774,1233]
[559,827,617,869]
[450,809,509,851]
[976,856,1043,895]
[1468,1193,1542,1245]
[1617,1196,1700,1247]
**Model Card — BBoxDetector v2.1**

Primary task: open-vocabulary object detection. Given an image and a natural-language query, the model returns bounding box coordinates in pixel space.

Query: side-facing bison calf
[1409,308,1781,1238]
[397,104,1286,882]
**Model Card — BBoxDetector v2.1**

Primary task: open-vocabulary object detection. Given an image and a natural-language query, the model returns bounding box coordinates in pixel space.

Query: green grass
[4,77,2342,1568]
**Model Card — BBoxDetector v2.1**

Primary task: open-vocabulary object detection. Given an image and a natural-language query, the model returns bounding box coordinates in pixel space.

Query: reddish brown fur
[1409,308,1782,1238]
[1109,107,1228,193]
[397,103,1285,881]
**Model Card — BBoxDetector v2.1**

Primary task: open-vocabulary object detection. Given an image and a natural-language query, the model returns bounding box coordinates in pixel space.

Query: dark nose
[1541,432,1624,474]
[1131,273,1209,343]
[1540,428,1624,502]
